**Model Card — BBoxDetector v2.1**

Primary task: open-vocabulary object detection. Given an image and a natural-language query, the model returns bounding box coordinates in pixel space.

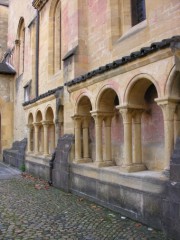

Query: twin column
[118,107,145,172]
[74,112,114,166]
[73,115,91,163]
[27,121,54,156]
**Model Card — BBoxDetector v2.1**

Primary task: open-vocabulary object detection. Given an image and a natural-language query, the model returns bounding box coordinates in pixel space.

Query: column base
[95,160,114,168]
[75,158,92,164]
[120,163,146,173]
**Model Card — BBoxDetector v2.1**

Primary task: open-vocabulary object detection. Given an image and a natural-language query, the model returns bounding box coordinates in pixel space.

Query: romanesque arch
[120,76,163,172]
[35,110,44,154]
[27,112,34,152]
[45,106,55,154]
[92,87,122,166]
[159,67,180,169]
[73,95,93,163]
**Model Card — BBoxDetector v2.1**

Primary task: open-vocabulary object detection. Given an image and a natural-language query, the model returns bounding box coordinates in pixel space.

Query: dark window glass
[131,0,146,26]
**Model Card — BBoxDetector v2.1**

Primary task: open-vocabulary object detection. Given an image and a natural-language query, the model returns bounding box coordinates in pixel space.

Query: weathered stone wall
[70,163,168,230]
[7,0,36,141]
[0,4,8,60]
[0,74,14,154]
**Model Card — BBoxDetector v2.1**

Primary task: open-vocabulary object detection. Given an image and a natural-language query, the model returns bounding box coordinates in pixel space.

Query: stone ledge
[71,163,168,194]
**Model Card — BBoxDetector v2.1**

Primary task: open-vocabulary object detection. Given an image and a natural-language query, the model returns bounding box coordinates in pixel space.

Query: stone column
[42,121,49,155]
[27,124,33,153]
[158,100,177,170]
[82,118,91,161]
[120,108,133,166]
[91,113,103,165]
[34,122,40,154]
[104,116,113,161]
[91,112,114,167]
[73,115,82,162]
[133,109,143,164]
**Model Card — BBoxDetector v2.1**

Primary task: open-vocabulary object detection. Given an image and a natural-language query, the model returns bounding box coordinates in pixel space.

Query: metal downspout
[35,10,39,97]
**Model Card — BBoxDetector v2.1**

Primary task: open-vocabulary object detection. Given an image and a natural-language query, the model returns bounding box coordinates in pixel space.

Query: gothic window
[131,0,146,26]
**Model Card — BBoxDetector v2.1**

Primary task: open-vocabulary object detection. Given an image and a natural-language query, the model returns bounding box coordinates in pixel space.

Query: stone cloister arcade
[27,106,56,156]
[72,70,180,172]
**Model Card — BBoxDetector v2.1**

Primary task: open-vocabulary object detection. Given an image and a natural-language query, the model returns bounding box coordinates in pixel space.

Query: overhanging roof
[66,35,180,87]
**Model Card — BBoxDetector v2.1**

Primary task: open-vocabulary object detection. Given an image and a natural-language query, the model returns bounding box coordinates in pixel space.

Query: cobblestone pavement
[0,172,171,240]
[0,162,20,180]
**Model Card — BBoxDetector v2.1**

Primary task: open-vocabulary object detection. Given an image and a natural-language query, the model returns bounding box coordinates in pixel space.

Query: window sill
[116,19,147,44]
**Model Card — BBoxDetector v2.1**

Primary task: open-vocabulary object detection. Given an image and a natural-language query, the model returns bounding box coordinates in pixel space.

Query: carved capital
[72,115,82,128]
[132,109,144,124]
[119,108,133,123]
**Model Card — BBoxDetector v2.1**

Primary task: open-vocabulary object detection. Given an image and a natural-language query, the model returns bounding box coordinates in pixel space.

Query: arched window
[17,18,25,75]
[49,0,61,75]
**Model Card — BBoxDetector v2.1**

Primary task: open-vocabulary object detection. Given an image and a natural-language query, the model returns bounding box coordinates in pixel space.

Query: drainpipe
[35,10,39,97]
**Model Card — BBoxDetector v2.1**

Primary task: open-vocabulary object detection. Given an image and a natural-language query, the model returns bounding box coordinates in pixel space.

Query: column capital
[42,120,52,126]
[72,115,82,128]
[90,111,114,122]
[156,98,178,121]
[72,114,81,119]
[27,123,34,129]
[91,113,104,126]
[33,122,41,127]
[118,107,134,123]
[104,115,114,127]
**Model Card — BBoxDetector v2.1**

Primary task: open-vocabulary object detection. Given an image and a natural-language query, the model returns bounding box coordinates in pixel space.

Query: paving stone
[0,168,172,240]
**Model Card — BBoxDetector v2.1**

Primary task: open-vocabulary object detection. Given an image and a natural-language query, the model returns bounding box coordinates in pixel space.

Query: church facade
[0,0,180,238]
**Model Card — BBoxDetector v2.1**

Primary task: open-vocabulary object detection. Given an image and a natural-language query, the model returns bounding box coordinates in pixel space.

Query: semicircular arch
[123,73,160,107]
[75,92,93,116]
[95,84,120,112]
[165,66,180,98]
